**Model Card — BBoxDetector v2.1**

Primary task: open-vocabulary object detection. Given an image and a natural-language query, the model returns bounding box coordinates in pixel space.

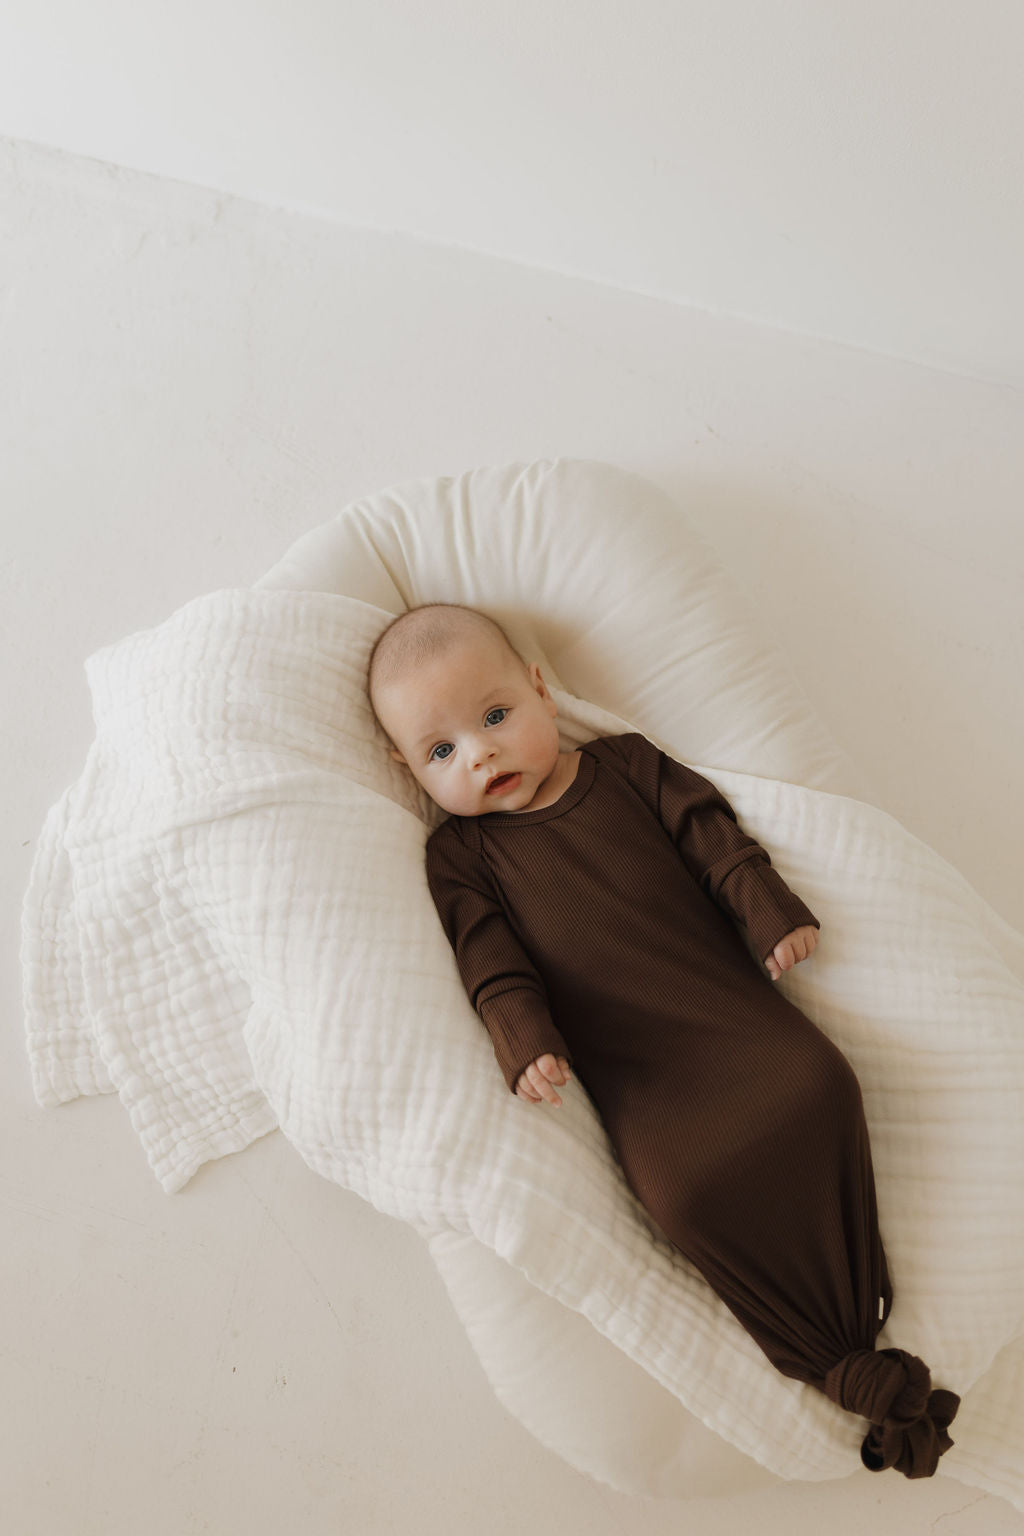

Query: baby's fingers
[525,1058,564,1106]
[536,1053,572,1087]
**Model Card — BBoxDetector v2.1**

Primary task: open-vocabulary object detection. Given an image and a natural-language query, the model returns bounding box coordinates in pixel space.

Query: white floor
[3,134,1023,1535]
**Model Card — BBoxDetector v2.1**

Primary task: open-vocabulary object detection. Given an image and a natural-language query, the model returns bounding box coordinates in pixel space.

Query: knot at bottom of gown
[822,1347,960,1478]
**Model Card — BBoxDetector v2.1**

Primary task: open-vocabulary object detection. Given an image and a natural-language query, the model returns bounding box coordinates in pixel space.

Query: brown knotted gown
[425,731,960,1478]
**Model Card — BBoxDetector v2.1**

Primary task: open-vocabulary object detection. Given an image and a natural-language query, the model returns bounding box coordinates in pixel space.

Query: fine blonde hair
[367,603,528,735]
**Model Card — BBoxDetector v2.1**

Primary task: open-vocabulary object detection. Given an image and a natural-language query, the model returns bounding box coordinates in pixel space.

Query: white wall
[3,134,1023,1535]
[2,0,1024,387]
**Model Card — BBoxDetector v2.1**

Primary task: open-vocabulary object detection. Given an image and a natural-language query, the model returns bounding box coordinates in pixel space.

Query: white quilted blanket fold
[21,587,1024,1490]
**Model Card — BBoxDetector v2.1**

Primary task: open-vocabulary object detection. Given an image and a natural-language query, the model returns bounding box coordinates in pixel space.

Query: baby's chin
[432,792,519,819]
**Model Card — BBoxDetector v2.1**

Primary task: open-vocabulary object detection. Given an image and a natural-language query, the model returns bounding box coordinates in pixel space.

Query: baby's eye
[427,708,508,763]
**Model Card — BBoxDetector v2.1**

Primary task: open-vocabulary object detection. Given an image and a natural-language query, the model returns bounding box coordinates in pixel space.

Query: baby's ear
[389,747,407,765]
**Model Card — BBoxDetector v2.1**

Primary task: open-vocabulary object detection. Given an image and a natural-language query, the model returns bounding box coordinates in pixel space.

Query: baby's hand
[765,925,819,981]
[515,1054,572,1107]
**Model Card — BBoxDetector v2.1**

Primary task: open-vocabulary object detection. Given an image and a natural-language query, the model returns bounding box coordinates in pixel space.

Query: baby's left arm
[764,924,819,981]
[612,734,822,967]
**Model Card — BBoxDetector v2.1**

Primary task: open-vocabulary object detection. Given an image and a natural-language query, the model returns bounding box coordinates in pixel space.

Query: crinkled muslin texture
[21,583,1024,1499]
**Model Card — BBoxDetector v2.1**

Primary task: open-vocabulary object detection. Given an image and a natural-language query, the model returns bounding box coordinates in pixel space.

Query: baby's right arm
[515,1053,572,1107]
[426,824,574,1096]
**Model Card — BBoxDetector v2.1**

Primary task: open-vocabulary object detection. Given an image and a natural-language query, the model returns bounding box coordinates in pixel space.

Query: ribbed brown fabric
[425,732,960,1477]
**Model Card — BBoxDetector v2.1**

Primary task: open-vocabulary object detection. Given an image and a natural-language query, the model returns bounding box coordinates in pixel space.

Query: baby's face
[379,640,565,818]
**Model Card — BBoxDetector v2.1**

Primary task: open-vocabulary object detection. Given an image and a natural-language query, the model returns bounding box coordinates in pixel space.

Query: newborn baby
[368,601,959,1480]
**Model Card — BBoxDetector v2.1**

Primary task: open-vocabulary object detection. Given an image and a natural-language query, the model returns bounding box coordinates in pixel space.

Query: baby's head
[368,603,566,818]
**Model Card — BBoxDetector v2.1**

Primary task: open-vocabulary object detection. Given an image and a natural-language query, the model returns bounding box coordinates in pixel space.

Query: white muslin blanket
[21,587,1024,1493]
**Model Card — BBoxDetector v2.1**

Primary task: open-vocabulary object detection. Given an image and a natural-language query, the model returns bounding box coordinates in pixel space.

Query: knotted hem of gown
[820,1347,961,1479]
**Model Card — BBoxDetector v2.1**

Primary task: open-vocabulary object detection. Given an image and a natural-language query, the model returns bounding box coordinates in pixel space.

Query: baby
[369,600,817,1109]
[368,599,960,1480]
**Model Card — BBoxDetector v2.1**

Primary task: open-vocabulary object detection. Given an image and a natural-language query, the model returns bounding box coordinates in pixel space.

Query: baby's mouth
[486,772,520,795]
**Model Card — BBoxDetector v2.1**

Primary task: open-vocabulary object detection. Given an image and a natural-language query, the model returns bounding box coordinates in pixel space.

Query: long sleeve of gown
[617,732,821,963]
[425,821,573,1093]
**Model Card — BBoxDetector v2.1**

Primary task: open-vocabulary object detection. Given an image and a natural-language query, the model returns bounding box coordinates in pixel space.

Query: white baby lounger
[22,458,1024,1506]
